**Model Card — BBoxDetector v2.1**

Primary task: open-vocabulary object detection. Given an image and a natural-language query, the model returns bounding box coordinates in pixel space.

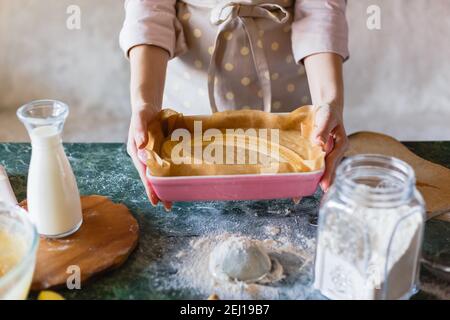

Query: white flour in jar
[314,202,423,300]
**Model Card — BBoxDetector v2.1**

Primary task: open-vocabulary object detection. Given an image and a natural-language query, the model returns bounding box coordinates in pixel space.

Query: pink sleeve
[291,0,349,63]
[119,0,187,58]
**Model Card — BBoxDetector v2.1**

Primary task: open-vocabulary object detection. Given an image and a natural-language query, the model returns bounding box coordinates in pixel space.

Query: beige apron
[164,0,310,115]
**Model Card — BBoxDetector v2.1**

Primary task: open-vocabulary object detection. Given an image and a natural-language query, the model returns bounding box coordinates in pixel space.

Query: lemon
[38,290,65,300]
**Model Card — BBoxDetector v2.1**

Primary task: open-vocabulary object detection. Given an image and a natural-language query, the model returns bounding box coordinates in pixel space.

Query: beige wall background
[0,0,449,142]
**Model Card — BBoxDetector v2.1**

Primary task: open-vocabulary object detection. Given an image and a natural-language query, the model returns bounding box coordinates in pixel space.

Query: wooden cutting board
[20,195,139,291]
[346,131,450,222]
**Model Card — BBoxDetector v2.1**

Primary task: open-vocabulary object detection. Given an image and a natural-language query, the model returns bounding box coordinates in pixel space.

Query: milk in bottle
[17,100,82,237]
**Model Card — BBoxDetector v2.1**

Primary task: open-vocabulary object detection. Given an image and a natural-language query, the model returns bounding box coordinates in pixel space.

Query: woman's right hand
[127,106,172,211]
[128,45,171,210]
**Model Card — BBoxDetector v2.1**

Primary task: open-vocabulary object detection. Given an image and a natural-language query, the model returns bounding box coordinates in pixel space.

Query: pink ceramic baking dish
[138,150,324,202]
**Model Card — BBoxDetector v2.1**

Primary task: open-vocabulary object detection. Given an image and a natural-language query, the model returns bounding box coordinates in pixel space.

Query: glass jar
[0,201,38,300]
[314,154,425,300]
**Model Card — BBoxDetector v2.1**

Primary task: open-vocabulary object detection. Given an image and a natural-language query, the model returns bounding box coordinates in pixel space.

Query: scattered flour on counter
[173,233,318,300]
[264,226,281,236]
[420,277,450,300]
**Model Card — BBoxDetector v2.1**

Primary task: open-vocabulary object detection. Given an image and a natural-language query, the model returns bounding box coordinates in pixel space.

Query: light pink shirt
[119,0,349,114]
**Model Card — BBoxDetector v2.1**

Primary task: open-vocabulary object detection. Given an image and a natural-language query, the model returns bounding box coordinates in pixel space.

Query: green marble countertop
[0,142,449,300]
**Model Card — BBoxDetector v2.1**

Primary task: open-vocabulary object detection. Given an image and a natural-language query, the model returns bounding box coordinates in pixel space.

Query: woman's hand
[128,45,170,209]
[312,104,348,192]
[127,106,172,211]
[127,107,155,203]
[304,52,347,192]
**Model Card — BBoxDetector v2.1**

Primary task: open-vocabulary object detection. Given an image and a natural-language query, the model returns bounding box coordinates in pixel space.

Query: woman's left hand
[312,104,349,192]
[302,52,347,193]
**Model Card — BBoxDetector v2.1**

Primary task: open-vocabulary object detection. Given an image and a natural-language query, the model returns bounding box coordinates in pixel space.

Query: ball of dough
[209,236,272,282]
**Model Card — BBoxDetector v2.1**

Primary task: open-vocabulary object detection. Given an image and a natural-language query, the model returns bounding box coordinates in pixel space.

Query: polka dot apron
[163,0,311,115]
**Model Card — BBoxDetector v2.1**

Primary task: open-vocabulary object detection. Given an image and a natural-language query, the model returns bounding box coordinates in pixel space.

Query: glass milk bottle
[314,155,425,300]
[17,100,82,238]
